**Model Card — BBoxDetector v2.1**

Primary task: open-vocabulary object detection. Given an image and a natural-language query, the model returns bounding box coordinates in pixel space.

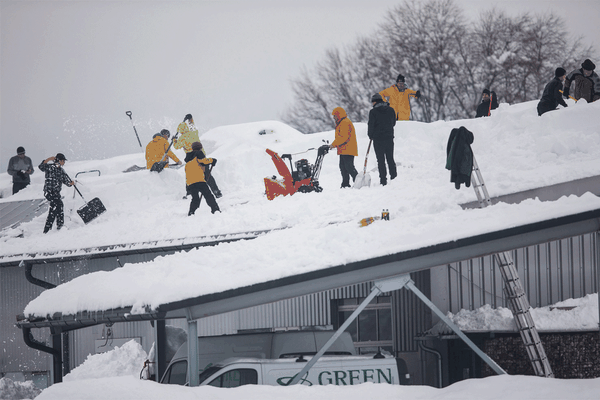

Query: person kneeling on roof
[145,129,181,169]
[185,141,220,215]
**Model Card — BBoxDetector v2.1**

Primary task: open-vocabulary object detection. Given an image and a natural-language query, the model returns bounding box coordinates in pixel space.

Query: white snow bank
[0,378,41,400]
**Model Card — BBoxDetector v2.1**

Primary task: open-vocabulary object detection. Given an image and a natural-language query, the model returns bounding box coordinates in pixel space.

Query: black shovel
[151,132,179,173]
[66,172,107,224]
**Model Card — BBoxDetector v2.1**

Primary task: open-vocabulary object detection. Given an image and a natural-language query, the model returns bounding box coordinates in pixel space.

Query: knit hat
[482,88,491,95]
[55,153,67,161]
[184,114,193,121]
[582,59,596,71]
[160,129,170,138]
[371,93,383,103]
[555,67,566,78]
[17,146,25,154]
[191,141,203,151]
[396,74,405,83]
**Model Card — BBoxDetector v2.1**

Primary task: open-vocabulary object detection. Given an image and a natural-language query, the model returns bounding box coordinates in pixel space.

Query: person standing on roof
[475,89,499,118]
[175,114,222,198]
[379,74,421,121]
[38,153,75,234]
[330,107,358,188]
[368,94,397,186]
[563,59,600,103]
[145,129,181,169]
[537,68,568,116]
[7,146,34,195]
[185,141,220,215]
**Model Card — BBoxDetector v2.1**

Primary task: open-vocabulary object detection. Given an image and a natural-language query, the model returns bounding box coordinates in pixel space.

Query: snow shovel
[125,111,143,148]
[353,139,372,189]
[66,173,106,224]
[151,132,179,173]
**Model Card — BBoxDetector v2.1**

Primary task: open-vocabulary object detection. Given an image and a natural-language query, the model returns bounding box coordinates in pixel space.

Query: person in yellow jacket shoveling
[145,130,181,169]
[379,74,421,121]
[330,107,358,188]
[185,141,220,215]
[175,114,222,198]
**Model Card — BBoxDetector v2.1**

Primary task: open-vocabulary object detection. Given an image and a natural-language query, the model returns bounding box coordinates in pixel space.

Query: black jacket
[367,102,396,141]
[537,77,568,116]
[475,92,499,118]
[446,126,474,189]
[38,161,72,194]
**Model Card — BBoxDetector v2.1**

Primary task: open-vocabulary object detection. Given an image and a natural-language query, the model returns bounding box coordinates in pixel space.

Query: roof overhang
[16,208,600,331]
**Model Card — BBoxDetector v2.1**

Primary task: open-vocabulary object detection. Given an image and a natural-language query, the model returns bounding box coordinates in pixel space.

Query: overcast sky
[1,0,598,171]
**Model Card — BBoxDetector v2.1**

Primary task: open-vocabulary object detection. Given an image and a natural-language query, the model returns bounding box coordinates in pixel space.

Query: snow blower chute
[264,144,329,200]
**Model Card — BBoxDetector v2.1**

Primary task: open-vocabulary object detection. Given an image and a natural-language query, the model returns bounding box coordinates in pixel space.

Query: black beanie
[371,93,383,103]
[482,88,491,95]
[582,59,595,71]
[17,146,25,154]
[184,114,193,121]
[396,74,405,83]
[555,67,566,78]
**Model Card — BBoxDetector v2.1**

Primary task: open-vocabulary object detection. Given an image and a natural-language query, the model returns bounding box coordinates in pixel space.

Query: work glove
[211,158,217,166]
[415,90,421,99]
[17,171,26,180]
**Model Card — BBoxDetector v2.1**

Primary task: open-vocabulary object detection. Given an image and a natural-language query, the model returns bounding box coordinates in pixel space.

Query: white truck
[196,355,400,387]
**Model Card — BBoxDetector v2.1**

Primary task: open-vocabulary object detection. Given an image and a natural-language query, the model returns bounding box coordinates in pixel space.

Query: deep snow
[1,99,600,399]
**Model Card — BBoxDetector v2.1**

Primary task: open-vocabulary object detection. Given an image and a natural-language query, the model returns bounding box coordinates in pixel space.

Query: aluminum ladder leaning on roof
[471,155,554,378]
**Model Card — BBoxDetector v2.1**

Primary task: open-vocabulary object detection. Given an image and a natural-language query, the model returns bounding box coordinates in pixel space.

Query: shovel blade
[353,172,371,189]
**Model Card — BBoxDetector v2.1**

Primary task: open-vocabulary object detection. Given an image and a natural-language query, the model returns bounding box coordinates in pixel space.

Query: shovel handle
[362,139,372,174]
[126,111,132,119]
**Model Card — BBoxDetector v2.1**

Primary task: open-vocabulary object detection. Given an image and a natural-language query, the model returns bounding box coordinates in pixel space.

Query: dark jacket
[367,102,397,141]
[537,77,568,116]
[475,92,499,118]
[38,161,72,194]
[564,68,600,102]
[7,155,34,184]
[446,126,474,189]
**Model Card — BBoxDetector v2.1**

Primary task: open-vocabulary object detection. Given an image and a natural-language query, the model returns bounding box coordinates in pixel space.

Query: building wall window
[334,296,393,355]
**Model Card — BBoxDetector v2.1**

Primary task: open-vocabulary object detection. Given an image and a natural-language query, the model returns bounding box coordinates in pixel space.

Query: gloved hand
[415,90,421,99]
[211,158,217,166]
[563,89,570,98]
[17,171,26,180]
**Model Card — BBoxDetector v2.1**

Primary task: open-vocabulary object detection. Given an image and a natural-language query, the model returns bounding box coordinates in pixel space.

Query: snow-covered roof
[3,100,600,324]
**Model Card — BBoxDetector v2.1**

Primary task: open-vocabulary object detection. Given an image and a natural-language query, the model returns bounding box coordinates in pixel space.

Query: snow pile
[450,293,599,332]
[63,340,147,382]
[0,377,41,400]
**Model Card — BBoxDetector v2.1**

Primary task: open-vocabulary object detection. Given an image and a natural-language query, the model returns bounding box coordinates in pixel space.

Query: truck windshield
[198,366,222,385]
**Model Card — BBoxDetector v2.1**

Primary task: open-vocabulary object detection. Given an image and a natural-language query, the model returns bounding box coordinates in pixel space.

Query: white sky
[1,0,598,171]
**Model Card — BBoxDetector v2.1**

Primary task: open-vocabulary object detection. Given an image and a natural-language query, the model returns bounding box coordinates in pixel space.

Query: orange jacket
[379,85,418,121]
[185,155,213,185]
[174,121,201,153]
[331,107,358,156]
[145,135,180,169]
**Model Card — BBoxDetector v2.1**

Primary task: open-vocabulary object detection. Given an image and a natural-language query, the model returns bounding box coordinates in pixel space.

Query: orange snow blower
[264,144,330,200]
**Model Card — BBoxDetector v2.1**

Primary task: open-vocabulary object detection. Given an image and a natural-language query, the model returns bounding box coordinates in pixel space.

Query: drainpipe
[20,260,56,290]
[22,327,63,383]
[419,340,443,388]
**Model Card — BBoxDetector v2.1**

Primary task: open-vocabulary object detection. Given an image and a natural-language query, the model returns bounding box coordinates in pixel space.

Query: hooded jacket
[185,151,213,186]
[174,121,202,154]
[537,77,568,116]
[145,135,180,169]
[475,92,499,118]
[367,102,396,141]
[564,68,600,102]
[379,84,418,121]
[446,126,474,190]
[331,107,358,156]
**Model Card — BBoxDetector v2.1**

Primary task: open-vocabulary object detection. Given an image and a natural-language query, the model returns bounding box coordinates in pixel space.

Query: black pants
[339,155,358,188]
[44,191,64,233]
[373,139,397,185]
[187,182,220,215]
[13,181,29,195]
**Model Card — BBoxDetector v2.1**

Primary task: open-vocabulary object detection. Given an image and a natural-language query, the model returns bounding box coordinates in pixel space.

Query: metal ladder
[471,155,554,377]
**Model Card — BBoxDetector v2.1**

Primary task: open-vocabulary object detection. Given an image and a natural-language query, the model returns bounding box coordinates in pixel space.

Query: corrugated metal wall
[440,233,599,313]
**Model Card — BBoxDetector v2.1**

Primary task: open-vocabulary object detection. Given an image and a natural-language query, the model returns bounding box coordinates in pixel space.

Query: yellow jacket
[145,135,180,169]
[379,85,418,121]
[331,107,358,156]
[174,121,201,153]
[185,155,213,185]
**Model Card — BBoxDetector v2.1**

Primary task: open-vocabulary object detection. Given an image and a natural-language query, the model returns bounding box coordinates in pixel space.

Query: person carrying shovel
[145,130,181,170]
[39,153,75,234]
[185,142,220,215]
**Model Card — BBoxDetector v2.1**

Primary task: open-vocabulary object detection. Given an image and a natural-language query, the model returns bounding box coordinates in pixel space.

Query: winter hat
[581,59,596,71]
[160,129,170,138]
[191,141,203,151]
[371,93,383,103]
[396,74,405,83]
[17,146,25,154]
[55,153,67,161]
[482,88,491,95]
[184,114,193,121]
[555,67,566,78]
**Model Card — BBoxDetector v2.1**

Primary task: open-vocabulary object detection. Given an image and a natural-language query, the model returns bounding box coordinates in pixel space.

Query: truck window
[207,369,258,388]
[164,360,187,386]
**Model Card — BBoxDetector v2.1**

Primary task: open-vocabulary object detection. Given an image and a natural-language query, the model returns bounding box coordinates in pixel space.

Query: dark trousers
[339,155,358,188]
[13,181,29,195]
[187,182,220,215]
[207,174,221,196]
[373,139,397,185]
[44,191,64,233]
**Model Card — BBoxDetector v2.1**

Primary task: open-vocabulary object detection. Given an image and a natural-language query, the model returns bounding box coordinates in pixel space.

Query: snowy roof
[3,100,600,325]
